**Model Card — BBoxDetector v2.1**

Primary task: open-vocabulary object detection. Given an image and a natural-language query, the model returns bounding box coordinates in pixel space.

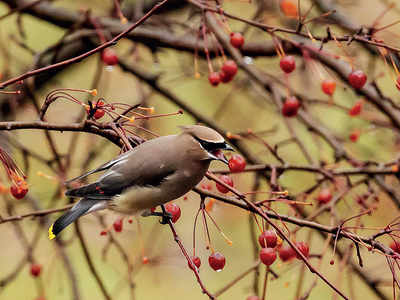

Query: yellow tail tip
[48,224,56,240]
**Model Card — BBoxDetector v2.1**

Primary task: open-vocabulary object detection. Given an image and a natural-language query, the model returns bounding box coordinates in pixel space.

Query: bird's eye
[195,138,225,152]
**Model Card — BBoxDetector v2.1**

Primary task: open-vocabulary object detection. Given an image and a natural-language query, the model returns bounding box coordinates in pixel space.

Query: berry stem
[204,209,233,246]
[261,267,269,300]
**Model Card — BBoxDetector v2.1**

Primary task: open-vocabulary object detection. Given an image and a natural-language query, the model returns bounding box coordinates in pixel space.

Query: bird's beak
[223,143,234,152]
[208,143,234,165]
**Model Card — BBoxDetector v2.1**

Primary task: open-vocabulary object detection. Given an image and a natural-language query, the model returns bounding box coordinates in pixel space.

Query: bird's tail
[48,199,104,240]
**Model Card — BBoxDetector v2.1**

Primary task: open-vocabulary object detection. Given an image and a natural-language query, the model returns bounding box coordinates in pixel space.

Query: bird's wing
[96,154,176,195]
[64,150,134,184]
[66,135,178,198]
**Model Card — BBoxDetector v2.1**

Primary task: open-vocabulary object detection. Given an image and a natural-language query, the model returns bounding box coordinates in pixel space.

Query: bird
[48,125,233,239]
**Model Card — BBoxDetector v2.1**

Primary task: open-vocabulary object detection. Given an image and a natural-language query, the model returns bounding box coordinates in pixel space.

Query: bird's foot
[143,211,172,224]
[160,212,173,224]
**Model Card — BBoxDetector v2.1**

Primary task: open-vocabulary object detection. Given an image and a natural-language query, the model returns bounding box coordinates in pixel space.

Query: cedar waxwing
[48,125,233,239]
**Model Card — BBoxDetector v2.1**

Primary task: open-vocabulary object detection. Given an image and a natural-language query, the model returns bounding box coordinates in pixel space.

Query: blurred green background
[1,1,400,299]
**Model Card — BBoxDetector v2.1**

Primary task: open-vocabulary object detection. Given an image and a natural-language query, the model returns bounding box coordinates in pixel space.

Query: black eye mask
[194,137,226,152]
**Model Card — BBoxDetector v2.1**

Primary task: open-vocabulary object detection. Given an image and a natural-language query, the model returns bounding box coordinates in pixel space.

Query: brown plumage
[49,125,233,239]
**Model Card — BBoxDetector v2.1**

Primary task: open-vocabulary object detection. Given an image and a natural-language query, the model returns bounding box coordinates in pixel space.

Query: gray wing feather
[65,135,178,198]
[64,151,133,184]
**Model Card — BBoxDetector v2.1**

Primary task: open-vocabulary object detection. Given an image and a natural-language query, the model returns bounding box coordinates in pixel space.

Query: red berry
[259,248,276,266]
[94,101,105,119]
[142,256,149,264]
[86,100,105,120]
[216,175,234,194]
[321,79,336,96]
[230,32,245,49]
[100,230,107,236]
[228,154,246,172]
[208,72,220,86]
[278,245,296,262]
[222,60,238,78]
[101,49,118,66]
[280,0,298,17]
[209,252,226,271]
[282,96,300,117]
[349,100,363,116]
[295,242,309,259]
[280,56,296,73]
[390,241,400,254]
[165,203,181,223]
[247,296,260,300]
[30,263,42,277]
[349,129,360,142]
[94,109,105,119]
[317,189,332,204]
[113,218,123,232]
[188,256,201,270]
[348,70,367,89]
[101,48,118,66]
[219,70,233,83]
[10,184,28,199]
[258,230,278,248]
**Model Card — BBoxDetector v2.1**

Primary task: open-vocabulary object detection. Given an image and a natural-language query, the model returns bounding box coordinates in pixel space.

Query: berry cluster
[257,230,309,267]
[208,60,239,87]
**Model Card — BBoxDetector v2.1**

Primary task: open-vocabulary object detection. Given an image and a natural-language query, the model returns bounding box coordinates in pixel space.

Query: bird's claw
[144,211,173,224]
[160,212,173,225]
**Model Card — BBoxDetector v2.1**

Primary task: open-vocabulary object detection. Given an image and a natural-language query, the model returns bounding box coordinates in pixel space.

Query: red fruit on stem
[278,245,296,262]
[348,70,367,89]
[219,70,233,83]
[30,263,42,277]
[209,252,226,271]
[10,184,28,199]
[221,60,238,78]
[349,130,360,142]
[321,79,336,96]
[101,49,118,66]
[208,72,220,86]
[259,248,277,266]
[113,218,123,232]
[228,154,246,172]
[349,100,363,116]
[230,32,245,49]
[165,203,181,223]
[188,256,201,270]
[295,242,309,259]
[258,230,278,248]
[282,96,300,117]
[317,189,332,204]
[280,56,296,73]
[216,175,234,194]
[86,100,105,120]
[280,0,298,17]
[94,101,105,119]
[142,256,149,264]
[390,241,400,254]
